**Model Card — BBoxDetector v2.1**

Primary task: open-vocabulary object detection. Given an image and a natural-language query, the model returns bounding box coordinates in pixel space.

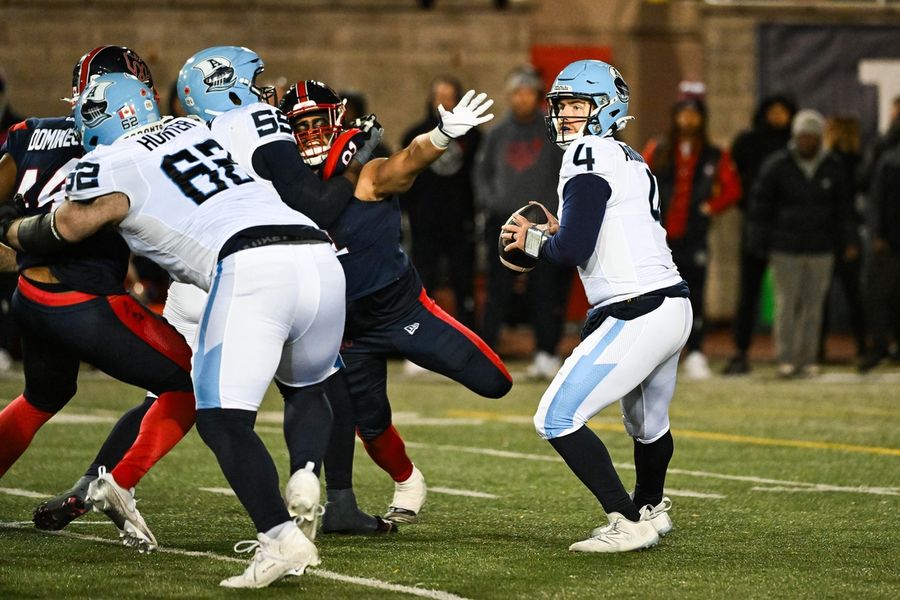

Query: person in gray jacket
[474,66,569,379]
[747,109,859,377]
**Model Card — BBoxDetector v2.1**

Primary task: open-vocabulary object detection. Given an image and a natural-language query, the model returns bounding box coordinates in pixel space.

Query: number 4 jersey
[558,135,682,308]
[65,117,320,291]
[2,116,131,294]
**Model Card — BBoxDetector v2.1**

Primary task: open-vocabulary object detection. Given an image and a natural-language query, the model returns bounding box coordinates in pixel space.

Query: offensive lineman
[3,73,343,588]
[502,60,691,552]
[0,48,196,547]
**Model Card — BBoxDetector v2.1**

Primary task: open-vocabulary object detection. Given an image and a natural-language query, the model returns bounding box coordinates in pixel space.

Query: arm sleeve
[251,140,354,229]
[539,173,611,266]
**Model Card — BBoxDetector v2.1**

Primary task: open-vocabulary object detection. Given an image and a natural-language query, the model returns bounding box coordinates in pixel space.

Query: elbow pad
[17,212,69,255]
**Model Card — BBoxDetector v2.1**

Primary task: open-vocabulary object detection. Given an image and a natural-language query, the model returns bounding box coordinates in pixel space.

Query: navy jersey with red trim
[328,196,409,301]
[2,117,130,294]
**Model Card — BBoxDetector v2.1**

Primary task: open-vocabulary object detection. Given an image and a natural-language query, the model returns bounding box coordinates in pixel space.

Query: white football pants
[534,296,692,443]
[192,243,345,411]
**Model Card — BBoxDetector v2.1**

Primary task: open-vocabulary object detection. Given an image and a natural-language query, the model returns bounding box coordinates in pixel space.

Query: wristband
[429,127,451,150]
[523,226,547,259]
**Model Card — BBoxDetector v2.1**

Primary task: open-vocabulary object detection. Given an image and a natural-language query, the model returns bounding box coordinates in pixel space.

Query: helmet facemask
[248,65,276,106]
[545,94,606,149]
[286,102,346,167]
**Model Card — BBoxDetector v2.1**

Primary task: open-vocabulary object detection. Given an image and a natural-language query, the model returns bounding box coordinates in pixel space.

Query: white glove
[430,89,494,149]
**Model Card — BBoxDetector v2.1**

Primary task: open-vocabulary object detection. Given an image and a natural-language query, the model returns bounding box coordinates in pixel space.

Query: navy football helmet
[178,46,275,120]
[74,73,161,152]
[279,80,346,167]
[72,46,156,102]
[545,60,632,148]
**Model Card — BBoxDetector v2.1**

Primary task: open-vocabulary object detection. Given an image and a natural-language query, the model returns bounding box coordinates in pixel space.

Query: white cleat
[284,463,323,542]
[384,465,426,524]
[641,497,673,536]
[220,525,320,589]
[87,466,157,553]
[592,497,673,538]
[526,351,562,380]
[570,511,659,553]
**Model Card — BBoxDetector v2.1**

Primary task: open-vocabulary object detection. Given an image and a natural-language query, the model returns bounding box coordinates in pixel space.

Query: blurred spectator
[167,80,187,118]
[723,94,797,375]
[860,142,900,372]
[747,110,858,378]
[643,89,741,380]
[400,75,479,327]
[821,115,867,362]
[473,66,567,379]
[339,89,391,158]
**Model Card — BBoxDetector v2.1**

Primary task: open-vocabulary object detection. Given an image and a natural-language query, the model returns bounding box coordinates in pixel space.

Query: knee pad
[625,415,670,444]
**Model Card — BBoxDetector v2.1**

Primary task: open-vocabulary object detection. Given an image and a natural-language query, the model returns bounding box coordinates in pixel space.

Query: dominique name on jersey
[4,116,131,293]
[559,136,682,308]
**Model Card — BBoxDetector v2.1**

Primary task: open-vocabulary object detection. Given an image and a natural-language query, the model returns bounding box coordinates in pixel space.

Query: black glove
[0,194,26,246]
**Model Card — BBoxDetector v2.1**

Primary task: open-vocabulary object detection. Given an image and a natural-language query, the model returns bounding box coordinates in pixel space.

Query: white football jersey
[209,103,294,183]
[558,135,682,307]
[65,117,317,291]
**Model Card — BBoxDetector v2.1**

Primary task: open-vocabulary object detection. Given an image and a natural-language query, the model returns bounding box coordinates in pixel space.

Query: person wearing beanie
[474,66,569,379]
[643,89,741,380]
[746,109,859,378]
[723,94,797,375]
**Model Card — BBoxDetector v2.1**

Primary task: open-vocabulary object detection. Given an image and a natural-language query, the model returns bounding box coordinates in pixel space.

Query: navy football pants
[12,277,193,413]
[341,269,511,439]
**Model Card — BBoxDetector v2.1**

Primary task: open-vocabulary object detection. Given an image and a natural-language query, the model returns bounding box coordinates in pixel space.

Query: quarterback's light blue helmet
[178,46,275,121]
[544,60,632,148]
[74,72,161,152]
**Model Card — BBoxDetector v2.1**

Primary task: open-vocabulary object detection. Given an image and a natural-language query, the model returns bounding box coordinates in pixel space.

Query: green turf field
[1,364,898,599]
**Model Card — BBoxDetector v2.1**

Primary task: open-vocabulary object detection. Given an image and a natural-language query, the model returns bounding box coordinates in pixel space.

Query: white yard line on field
[0,520,472,600]
[664,489,726,499]
[405,442,900,497]
[0,487,46,499]
[428,487,499,499]
[199,485,499,500]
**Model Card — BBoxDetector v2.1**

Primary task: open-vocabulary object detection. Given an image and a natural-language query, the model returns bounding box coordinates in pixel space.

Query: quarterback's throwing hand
[431,90,494,148]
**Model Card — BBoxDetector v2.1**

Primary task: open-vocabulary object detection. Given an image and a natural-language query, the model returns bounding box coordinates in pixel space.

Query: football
[498,203,548,273]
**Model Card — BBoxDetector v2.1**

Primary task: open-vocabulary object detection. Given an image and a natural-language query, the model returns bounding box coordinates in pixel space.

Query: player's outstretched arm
[357,90,494,200]
[3,193,129,252]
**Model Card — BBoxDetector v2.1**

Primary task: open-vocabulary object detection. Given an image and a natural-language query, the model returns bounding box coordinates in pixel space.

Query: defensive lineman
[3,73,344,587]
[502,60,691,552]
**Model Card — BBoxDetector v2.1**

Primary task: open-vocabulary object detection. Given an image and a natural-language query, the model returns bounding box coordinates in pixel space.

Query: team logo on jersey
[404,323,420,335]
[80,80,115,128]
[193,57,236,92]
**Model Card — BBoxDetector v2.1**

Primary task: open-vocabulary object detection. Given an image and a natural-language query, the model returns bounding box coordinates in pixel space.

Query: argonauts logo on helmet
[193,57,236,92]
[80,80,114,128]
[610,66,629,102]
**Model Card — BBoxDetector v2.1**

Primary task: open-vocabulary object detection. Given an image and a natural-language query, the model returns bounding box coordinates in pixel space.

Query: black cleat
[33,476,94,531]
[321,488,398,535]
[33,495,91,531]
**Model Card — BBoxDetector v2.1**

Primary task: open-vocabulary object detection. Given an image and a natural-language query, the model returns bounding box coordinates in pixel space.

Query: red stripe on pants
[107,294,192,372]
[416,287,512,382]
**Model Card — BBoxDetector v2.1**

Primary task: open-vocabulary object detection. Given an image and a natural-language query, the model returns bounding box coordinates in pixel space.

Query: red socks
[361,424,414,483]
[0,395,54,479]
[111,391,195,489]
